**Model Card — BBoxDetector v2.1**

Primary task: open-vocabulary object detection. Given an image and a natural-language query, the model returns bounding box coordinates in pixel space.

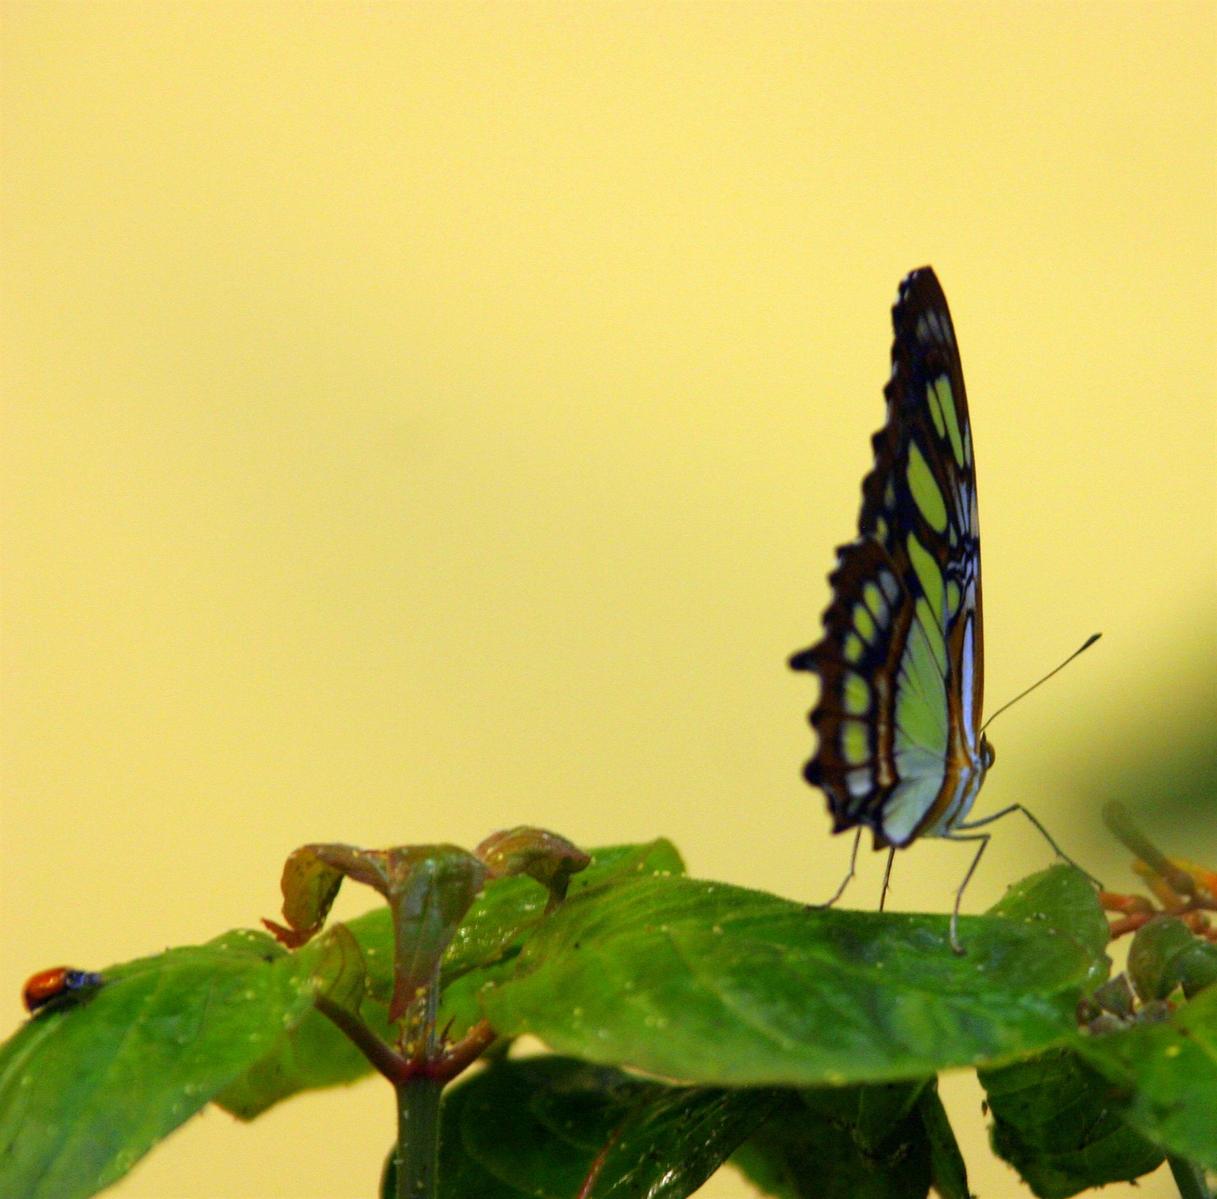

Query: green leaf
[434,1056,774,1198]
[916,1083,970,1199]
[1127,917,1217,1001]
[269,843,490,1020]
[1166,1154,1214,1199]
[263,844,347,947]
[314,924,369,1009]
[214,998,397,1121]
[482,868,1107,1086]
[577,1077,777,1198]
[978,1049,1163,1197]
[341,838,686,999]
[443,838,685,982]
[0,932,315,1199]
[438,959,517,1044]
[986,866,1110,984]
[215,924,388,1120]
[474,827,591,903]
[800,1079,928,1153]
[731,1080,963,1199]
[1074,984,1217,1169]
[215,840,684,1118]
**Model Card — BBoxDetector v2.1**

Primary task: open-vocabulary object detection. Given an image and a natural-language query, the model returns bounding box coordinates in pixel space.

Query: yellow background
[3,3,1214,1197]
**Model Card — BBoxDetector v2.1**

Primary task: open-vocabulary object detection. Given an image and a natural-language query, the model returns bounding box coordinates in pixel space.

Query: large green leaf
[482,867,1107,1086]
[1073,984,1217,1169]
[0,933,314,1199]
[978,1049,1163,1197]
[730,1079,967,1199]
[443,837,685,981]
[430,1056,775,1198]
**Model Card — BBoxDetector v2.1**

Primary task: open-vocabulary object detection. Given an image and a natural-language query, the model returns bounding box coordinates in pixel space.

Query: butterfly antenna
[980,634,1102,734]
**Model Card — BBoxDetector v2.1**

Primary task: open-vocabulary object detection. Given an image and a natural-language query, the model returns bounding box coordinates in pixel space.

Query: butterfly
[789,267,998,951]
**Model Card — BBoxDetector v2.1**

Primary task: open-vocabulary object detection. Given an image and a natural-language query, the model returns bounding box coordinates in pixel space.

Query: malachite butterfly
[790,268,996,931]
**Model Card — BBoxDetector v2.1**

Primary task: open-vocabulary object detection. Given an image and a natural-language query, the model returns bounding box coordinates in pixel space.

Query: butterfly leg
[878,847,896,911]
[811,826,863,909]
[955,804,1103,890]
[945,832,991,955]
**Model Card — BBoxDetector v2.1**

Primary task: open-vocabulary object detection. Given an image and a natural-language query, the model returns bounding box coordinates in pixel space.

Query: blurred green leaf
[1127,917,1217,1001]
[437,959,517,1045]
[916,1084,970,1199]
[216,924,382,1120]
[482,867,1107,1086]
[311,924,369,1010]
[731,1079,965,1199]
[0,932,313,1199]
[1075,984,1217,1169]
[979,1049,1163,1197]
[987,866,1110,982]
[434,1056,774,1198]
[799,1079,928,1153]
[214,994,399,1121]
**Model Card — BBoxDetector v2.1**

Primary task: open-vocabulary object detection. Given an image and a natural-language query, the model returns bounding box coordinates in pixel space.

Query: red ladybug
[22,967,103,1013]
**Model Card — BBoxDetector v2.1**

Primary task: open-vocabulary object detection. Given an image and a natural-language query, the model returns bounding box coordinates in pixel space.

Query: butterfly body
[791,268,994,851]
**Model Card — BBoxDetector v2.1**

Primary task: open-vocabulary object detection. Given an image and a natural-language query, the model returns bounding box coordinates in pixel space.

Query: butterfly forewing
[791,268,989,849]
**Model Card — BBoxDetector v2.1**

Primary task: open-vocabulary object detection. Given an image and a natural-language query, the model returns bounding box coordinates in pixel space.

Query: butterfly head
[979,735,996,773]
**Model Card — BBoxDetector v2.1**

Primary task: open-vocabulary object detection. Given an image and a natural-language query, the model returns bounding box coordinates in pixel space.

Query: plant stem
[394,972,442,1199]
[314,995,405,1083]
[434,1018,497,1079]
[395,1072,442,1199]
[1167,1154,1212,1199]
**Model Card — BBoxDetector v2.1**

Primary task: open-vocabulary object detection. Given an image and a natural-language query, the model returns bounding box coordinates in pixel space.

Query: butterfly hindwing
[791,268,990,849]
[790,536,935,835]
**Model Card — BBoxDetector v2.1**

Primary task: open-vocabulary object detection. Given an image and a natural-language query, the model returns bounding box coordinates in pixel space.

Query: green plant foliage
[1127,917,1217,1001]
[212,839,684,1119]
[986,865,1111,973]
[333,837,686,1000]
[1074,984,1217,1170]
[202,924,386,1119]
[916,1082,971,1199]
[445,837,685,979]
[0,932,314,1199]
[481,866,1107,1086]
[7,845,1210,1199]
[731,1080,968,1199]
[979,1049,1164,1198]
[474,827,591,900]
[426,1056,776,1198]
